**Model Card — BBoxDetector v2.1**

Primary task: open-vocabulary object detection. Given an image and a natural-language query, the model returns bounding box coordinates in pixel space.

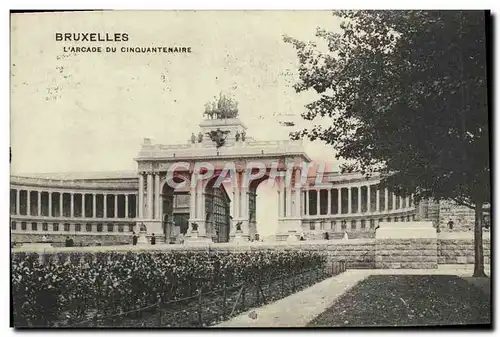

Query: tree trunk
[473,199,487,277]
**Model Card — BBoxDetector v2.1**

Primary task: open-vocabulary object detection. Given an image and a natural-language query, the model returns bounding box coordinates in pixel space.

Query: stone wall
[12,239,376,269]
[12,236,489,269]
[416,198,490,232]
[438,235,491,265]
[438,200,476,231]
[11,233,132,247]
[375,238,438,269]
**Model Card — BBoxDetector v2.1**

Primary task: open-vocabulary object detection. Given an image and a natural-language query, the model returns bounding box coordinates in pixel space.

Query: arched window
[75,224,81,232]
[86,224,92,232]
[96,224,103,232]
[11,221,16,230]
[370,219,375,229]
[31,222,38,231]
[64,223,70,232]
[21,222,27,230]
[351,220,356,230]
[107,223,114,232]
[361,220,366,230]
[42,223,48,231]
[448,221,454,229]
[53,223,59,231]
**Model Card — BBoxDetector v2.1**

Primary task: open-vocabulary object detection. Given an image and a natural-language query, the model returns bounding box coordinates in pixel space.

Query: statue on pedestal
[235,131,240,142]
[241,130,246,141]
[191,132,196,144]
[235,221,242,232]
[191,222,198,232]
[197,132,203,143]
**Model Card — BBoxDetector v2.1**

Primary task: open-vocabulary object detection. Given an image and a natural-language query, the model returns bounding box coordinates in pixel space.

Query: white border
[2,2,498,337]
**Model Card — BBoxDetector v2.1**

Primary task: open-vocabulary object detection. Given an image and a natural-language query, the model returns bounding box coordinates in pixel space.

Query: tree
[284,11,490,277]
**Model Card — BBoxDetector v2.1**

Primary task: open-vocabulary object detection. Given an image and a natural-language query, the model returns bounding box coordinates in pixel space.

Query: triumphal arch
[135,96,310,243]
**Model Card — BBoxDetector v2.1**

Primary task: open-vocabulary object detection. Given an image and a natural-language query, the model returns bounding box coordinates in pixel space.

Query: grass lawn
[308,275,491,327]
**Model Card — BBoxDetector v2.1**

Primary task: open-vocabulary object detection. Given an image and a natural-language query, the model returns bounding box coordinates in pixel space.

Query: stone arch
[160,173,191,243]
[204,174,231,243]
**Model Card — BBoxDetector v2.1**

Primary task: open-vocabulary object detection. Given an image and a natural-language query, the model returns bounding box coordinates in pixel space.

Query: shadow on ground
[308,275,491,327]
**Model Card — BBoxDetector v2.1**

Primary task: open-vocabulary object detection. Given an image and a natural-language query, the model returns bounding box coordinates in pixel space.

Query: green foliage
[11,250,326,327]
[284,11,490,207]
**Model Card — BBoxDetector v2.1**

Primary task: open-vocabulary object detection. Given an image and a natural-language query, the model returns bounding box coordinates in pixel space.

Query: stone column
[190,185,196,219]
[358,186,362,213]
[384,188,389,211]
[367,185,371,213]
[316,189,320,216]
[147,173,153,219]
[16,189,20,215]
[197,177,204,219]
[305,189,309,216]
[138,174,144,218]
[37,192,41,216]
[103,193,107,218]
[338,188,342,214]
[48,192,52,217]
[279,172,285,218]
[285,170,293,217]
[327,188,332,215]
[392,193,396,210]
[27,190,31,216]
[348,187,352,214]
[82,193,86,218]
[92,193,96,218]
[154,174,160,219]
[59,192,63,217]
[294,168,301,217]
[241,186,248,221]
[70,193,74,217]
[114,194,118,218]
[376,189,380,212]
[125,194,129,218]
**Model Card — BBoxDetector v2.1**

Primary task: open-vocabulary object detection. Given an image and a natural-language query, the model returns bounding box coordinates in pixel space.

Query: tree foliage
[285,10,489,204]
[285,11,490,276]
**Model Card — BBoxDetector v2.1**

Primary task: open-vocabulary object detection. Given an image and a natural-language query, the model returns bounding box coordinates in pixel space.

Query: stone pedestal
[375,221,438,269]
[136,219,163,236]
[137,232,148,245]
[231,231,248,244]
[22,243,52,249]
[286,231,299,242]
[184,231,212,245]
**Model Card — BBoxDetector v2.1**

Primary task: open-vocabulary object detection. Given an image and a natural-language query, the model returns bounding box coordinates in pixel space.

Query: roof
[11,170,138,181]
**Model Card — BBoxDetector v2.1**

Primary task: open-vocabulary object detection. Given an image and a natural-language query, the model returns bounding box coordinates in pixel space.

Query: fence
[64,261,346,328]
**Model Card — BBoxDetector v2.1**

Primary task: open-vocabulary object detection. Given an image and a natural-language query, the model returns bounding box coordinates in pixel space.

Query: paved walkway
[214,265,490,328]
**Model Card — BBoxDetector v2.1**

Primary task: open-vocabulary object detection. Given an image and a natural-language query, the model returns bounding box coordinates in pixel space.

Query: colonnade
[303,184,414,217]
[10,188,137,219]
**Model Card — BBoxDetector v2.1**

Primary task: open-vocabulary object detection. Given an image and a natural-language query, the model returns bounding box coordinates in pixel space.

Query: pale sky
[10,11,345,235]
